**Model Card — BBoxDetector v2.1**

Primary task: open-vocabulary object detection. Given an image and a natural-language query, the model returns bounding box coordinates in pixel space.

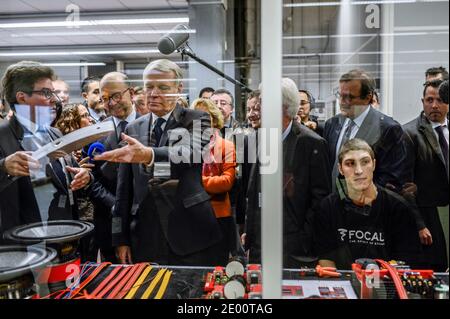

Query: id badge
[58,194,67,208]
[258,192,262,208]
[154,162,171,179]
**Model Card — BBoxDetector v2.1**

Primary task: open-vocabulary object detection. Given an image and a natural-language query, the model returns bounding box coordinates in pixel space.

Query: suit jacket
[0,115,42,242]
[403,112,449,207]
[403,112,449,270]
[324,107,410,191]
[112,105,222,260]
[246,122,332,266]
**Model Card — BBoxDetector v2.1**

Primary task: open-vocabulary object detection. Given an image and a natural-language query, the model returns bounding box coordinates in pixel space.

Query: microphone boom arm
[179,46,252,93]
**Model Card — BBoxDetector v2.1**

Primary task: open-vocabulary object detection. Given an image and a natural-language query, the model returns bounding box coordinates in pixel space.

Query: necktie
[150,118,166,147]
[340,119,356,150]
[117,121,128,141]
[332,120,357,191]
[435,125,449,167]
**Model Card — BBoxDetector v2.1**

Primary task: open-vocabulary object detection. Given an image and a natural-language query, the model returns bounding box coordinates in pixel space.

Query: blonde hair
[192,98,224,129]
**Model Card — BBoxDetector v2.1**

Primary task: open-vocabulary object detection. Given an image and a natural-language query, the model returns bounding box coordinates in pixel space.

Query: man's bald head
[100,72,133,120]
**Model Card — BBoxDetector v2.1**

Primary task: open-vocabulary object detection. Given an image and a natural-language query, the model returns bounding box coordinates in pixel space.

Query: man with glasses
[211,88,241,137]
[297,90,323,136]
[323,69,410,194]
[86,72,139,262]
[96,59,223,266]
[0,61,91,242]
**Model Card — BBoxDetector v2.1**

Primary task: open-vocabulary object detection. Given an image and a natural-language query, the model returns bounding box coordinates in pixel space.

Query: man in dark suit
[211,89,242,137]
[324,69,410,193]
[245,78,331,268]
[403,79,449,271]
[95,59,222,266]
[87,72,139,262]
[297,90,324,136]
[0,61,91,242]
[81,76,106,123]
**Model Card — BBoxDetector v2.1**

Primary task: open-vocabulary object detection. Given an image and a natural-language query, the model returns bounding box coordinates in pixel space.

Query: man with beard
[81,76,107,122]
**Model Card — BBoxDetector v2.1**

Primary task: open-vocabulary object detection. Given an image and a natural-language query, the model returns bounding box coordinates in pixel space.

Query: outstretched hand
[94,133,152,164]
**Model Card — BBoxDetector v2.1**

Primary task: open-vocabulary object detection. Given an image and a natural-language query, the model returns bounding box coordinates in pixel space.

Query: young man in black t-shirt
[314,139,422,270]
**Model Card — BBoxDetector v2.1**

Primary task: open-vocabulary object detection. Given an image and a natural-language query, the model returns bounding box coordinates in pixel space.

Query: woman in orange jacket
[193,98,237,265]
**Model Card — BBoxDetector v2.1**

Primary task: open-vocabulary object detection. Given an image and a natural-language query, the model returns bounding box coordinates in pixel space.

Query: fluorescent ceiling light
[10,29,196,38]
[284,0,448,7]
[0,49,159,57]
[283,60,449,68]
[283,49,449,57]
[42,62,106,67]
[283,30,448,40]
[0,17,189,29]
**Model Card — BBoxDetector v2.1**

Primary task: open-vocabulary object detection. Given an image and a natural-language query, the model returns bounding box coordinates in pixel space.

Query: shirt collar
[282,120,293,141]
[113,109,137,127]
[89,108,106,122]
[15,111,40,135]
[430,117,448,129]
[350,105,371,128]
[151,108,174,126]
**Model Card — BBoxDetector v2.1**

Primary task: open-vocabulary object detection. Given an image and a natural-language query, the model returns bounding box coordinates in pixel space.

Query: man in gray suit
[324,69,410,193]
[403,79,449,271]
[96,59,222,266]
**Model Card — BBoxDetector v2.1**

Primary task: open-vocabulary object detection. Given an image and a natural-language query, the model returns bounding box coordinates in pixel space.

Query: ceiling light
[0,49,159,57]
[43,62,106,67]
[0,17,189,29]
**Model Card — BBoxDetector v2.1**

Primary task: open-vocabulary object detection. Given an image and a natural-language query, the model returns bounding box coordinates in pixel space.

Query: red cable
[114,263,149,299]
[89,266,123,298]
[375,259,409,300]
[107,264,144,299]
[94,266,132,299]
[66,262,111,299]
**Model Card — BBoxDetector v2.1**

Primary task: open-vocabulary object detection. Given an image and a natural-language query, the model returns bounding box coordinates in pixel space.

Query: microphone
[439,80,449,104]
[87,142,105,163]
[158,24,190,55]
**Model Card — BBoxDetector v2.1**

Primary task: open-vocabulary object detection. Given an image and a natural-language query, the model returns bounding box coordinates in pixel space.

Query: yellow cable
[140,269,166,299]
[154,270,172,300]
[124,266,153,299]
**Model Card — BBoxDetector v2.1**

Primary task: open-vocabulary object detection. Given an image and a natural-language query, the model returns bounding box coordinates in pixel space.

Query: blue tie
[152,118,166,147]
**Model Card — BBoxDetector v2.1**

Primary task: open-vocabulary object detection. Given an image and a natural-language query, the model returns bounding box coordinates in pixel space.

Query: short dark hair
[338,138,375,165]
[212,88,235,109]
[199,87,215,98]
[423,79,444,98]
[1,61,55,106]
[299,89,314,103]
[339,69,375,100]
[81,76,102,94]
[426,66,449,81]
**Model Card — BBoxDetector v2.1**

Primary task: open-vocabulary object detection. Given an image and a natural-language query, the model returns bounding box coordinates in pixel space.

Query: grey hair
[143,59,183,83]
[282,78,300,119]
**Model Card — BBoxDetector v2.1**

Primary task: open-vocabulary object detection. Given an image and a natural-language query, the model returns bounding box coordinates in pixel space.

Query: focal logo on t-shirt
[338,228,385,246]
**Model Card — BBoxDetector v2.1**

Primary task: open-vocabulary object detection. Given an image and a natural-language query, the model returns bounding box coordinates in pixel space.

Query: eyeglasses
[300,100,310,106]
[30,88,58,100]
[213,100,231,107]
[335,92,363,102]
[101,88,131,106]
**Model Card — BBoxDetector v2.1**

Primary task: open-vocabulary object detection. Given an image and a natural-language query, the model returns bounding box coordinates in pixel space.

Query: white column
[381,4,394,116]
[261,0,283,300]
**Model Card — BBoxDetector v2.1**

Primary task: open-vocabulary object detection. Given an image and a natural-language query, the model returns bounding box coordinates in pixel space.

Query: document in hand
[32,120,115,160]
